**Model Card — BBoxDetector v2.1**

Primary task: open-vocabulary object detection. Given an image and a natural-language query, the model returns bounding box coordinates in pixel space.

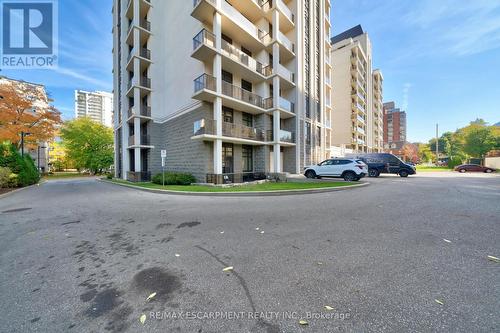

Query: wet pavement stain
[84,288,123,318]
[30,317,41,323]
[156,223,172,229]
[177,221,201,229]
[132,267,182,302]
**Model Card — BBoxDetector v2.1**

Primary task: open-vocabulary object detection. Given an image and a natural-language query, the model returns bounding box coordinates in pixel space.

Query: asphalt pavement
[0,172,498,332]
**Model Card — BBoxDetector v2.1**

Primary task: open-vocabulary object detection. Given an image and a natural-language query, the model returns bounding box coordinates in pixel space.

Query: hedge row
[0,143,40,187]
[152,172,196,185]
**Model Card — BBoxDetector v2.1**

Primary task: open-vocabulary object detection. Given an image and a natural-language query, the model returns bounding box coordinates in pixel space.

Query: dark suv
[348,153,416,177]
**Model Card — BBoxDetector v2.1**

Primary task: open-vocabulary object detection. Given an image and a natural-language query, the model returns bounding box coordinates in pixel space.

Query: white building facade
[329,25,383,154]
[74,90,114,127]
[113,0,332,182]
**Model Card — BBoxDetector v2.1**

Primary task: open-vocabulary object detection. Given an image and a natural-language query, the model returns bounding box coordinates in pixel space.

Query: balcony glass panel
[194,74,216,92]
[277,64,294,82]
[276,0,294,22]
[279,97,294,113]
[279,129,294,143]
[222,81,263,108]
[193,29,215,50]
[221,39,270,76]
[278,31,294,53]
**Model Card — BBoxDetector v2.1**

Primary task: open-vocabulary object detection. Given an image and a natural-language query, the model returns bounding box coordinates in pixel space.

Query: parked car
[454,164,496,173]
[347,153,416,178]
[304,158,367,181]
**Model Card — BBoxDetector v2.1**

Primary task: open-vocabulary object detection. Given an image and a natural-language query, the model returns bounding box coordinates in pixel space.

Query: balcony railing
[193,119,269,142]
[278,97,294,113]
[258,29,272,44]
[129,105,151,118]
[194,73,216,93]
[268,129,295,143]
[140,77,151,88]
[193,29,215,50]
[222,80,263,109]
[277,64,294,83]
[128,135,150,146]
[140,19,151,31]
[221,39,271,76]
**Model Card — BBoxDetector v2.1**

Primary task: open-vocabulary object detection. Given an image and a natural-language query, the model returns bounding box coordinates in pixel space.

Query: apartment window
[222,143,234,174]
[242,112,253,127]
[241,46,252,57]
[222,70,233,84]
[241,79,252,92]
[306,122,311,145]
[222,33,232,44]
[242,145,253,172]
[269,83,273,97]
[316,126,321,146]
[223,107,233,123]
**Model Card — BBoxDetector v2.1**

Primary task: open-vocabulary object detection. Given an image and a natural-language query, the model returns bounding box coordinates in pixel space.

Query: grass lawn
[109,179,356,192]
[416,166,452,172]
[44,172,94,179]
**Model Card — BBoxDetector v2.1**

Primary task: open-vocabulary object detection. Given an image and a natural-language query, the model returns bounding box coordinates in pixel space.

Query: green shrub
[152,172,196,185]
[0,143,40,187]
[106,173,113,179]
[0,167,11,188]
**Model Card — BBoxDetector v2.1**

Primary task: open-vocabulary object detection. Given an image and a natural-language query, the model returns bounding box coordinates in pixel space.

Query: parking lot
[0,172,498,332]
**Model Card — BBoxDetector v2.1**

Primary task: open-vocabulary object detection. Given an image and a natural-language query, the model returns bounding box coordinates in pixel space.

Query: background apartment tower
[329,25,383,154]
[74,90,114,127]
[383,101,407,151]
[113,0,332,182]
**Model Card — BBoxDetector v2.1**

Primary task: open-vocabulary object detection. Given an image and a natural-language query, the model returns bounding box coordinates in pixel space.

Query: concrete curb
[0,179,46,200]
[99,179,369,197]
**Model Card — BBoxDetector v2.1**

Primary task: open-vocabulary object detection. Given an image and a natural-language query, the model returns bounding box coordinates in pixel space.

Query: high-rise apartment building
[329,25,383,153]
[74,90,114,127]
[113,0,332,182]
[383,101,407,151]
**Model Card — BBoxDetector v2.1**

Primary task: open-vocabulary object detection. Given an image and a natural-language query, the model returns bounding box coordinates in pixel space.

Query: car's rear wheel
[459,169,466,173]
[399,170,409,177]
[305,170,316,179]
[343,171,356,182]
[485,169,493,173]
[368,169,380,177]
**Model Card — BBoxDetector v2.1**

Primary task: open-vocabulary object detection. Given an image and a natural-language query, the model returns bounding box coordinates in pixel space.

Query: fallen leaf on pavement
[324,305,334,311]
[317,262,324,265]
[299,320,308,325]
[223,266,234,272]
[443,239,451,243]
[146,292,157,302]
[260,231,265,234]
[487,255,500,263]
[435,299,444,305]
[255,227,260,230]
[175,253,180,257]
[139,314,147,324]
[220,231,224,234]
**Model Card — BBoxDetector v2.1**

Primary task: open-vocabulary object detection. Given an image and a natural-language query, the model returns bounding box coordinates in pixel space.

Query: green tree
[417,143,434,163]
[463,125,497,158]
[60,118,114,174]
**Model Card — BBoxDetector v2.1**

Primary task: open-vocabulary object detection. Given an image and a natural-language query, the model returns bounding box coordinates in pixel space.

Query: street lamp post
[20,132,32,157]
[38,145,47,172]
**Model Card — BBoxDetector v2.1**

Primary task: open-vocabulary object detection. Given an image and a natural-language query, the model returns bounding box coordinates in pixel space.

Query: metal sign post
[161,150,167,187]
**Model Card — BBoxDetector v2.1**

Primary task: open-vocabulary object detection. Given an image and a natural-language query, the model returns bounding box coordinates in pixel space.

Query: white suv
[304,158,368,181]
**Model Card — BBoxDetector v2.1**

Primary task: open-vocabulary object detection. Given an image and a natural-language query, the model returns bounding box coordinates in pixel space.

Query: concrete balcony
[191,29,217,63]
[126,47,151,71]
[275,64,295,88]
[126,0,152,20]
[193,74,268,114]
[126,76,151,97]
[126,18,152,46]
[127,104,151,123]
[192,0,269,50]
[220,38,272,80]
[277,31,295,59]
[262,96,295,119]
[128,134,151,148]
[192,119,271,145]
[267,129,296,146]
[261,0,294,32]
